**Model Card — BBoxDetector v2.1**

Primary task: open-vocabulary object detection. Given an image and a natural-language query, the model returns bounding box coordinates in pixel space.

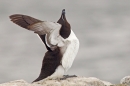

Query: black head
[57,9,71,39]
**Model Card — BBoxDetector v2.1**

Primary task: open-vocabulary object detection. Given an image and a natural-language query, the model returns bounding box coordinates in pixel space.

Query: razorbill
[9,9,79,82]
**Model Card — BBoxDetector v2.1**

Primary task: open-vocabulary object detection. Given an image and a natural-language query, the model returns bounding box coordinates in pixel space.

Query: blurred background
[0,0,130,84]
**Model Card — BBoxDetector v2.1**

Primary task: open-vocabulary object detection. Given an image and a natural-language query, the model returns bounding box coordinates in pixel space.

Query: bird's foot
[60,75,77,80]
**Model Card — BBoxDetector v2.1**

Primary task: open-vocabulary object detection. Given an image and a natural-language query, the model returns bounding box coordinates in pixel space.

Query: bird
[9,9,79,82]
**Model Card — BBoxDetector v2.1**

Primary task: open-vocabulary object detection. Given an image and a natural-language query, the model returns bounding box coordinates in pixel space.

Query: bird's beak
[62,9,65,15]
[61,9,66,21]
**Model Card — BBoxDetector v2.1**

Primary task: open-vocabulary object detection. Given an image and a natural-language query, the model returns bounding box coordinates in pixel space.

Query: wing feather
[10,14,42,29]
[10,14,62,35]
[10,14,64,50]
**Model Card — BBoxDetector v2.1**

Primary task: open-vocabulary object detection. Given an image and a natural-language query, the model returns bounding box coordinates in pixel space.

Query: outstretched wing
[10,14,42,29]
[10,14,61,51]
[10,14,62,34]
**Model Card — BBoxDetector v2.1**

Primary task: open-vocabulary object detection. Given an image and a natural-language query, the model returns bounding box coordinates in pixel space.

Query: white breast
[60,30,79,71]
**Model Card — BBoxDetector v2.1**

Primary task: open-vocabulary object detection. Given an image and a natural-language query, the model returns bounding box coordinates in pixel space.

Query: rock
[0,79,42,86]
[1,76,130,86]
[33,77,112,86]
[120,76,130,86]
[0,77,112,86]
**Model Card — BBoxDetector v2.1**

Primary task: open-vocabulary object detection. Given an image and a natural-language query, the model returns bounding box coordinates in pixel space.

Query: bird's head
[57,9,71,39]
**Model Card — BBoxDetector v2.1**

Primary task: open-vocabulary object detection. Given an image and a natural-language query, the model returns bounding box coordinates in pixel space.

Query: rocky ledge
[0,76,130,86]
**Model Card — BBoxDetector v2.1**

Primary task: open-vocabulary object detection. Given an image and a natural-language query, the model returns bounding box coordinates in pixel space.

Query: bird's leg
[60,75,77,80]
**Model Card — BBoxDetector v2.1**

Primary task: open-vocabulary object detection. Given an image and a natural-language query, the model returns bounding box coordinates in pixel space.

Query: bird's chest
[60,39,79,71]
